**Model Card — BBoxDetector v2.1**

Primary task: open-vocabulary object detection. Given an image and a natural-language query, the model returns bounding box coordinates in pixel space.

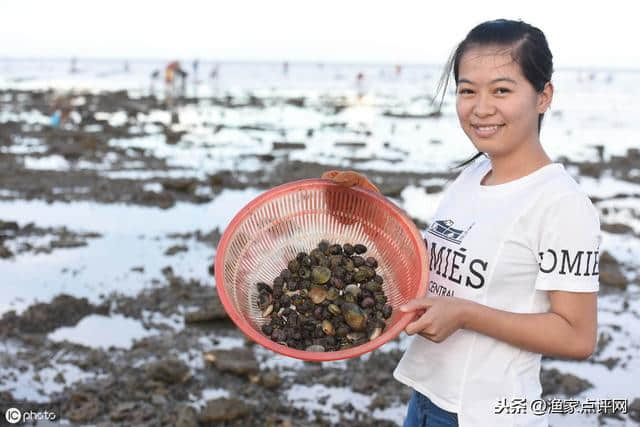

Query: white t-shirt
[393,157,601,427]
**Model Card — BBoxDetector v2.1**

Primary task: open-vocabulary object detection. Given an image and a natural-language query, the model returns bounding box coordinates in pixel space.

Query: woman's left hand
[400,296,471,343]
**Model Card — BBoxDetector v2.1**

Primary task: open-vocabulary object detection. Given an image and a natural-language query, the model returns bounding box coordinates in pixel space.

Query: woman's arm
[401,291,597,360]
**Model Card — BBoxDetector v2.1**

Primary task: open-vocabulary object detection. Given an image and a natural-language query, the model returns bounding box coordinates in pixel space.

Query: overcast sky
[2,0,637,69]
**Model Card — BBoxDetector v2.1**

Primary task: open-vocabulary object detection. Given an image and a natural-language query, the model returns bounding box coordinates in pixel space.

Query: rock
[369,394,390,410]
[184,299,227,323]
[54,371,66,384]
[162,178,198,194]
[577,162,602,178]
[424,185,443,194]
[541,368,593,397]
[598,357,619,370]
[109,401,155,423]
[334,141,366,147]
[176,404,199,427]
[50,239,88,248]
[199,398,250,424]
[260,370,283,389]
[0,294,108,334]
[598,251,627,289]
[273,141,306,150]
[151,393,168,406]
[601,222,634,234]
[145,358,190,384]
[600,269,627,289]
[595,331,612,356]
[161,265,186,287]
[196,228,222,247]
[165,244,188,256]
[629,398,640,422]
[0,220,19,232]
[110,402,137,421]
[0,244,13,258]
[382,110,441,119]
[203,348,259,376]
[285,97,306,107]
[67,392,101,423]
[138,190,175,209]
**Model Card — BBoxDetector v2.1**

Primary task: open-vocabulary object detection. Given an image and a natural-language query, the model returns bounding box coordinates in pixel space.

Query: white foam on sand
[0,363,99,403]
[286,384,372,423]
[188,388,231,410]
[47,314,156,350]
[0,188,259,315]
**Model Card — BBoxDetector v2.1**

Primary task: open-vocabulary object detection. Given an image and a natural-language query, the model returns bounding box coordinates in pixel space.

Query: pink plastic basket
[215,179,428,361]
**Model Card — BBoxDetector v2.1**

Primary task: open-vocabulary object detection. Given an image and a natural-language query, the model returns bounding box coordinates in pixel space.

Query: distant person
[50,92,74,127]
[150,69,160,96]
[69,57,78,74]
[209,64,220,93]
[124,60,130,73]
[192,59,200,96]
[322,19,599,427]
[164,61,188,106]
[210,64,219,80]
[395,64,403,77]
[355,72,365,99]
[283,61,289,75]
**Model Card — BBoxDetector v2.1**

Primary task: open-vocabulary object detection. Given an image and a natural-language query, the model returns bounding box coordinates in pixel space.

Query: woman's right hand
[321,170,381,193]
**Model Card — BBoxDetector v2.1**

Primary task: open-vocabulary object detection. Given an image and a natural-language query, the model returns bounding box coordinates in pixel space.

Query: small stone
[0,244,13,258]
[109,402,138,421]
[260,370,283,389]
[184,298,227,323]
[629,398,640,422]
[176,404,199,427]
[151,394,168,406]
[204,348,259,376]
[199,398,250,423]
[67,392,101,423]
[145,358,190,384]
[165,244,188,256]
[50,239,87,248]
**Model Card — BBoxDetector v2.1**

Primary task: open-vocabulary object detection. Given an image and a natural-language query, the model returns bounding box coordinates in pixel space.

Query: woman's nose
[472,93,496,117]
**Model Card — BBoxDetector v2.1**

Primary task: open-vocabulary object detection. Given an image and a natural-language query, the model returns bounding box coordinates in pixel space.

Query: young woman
[322,19,600,427]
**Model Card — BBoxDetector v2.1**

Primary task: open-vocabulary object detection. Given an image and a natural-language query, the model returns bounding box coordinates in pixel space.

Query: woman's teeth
[473,124,503,137]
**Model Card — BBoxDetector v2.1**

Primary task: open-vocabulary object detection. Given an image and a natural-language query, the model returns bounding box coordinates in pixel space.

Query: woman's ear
[537,81,554,113]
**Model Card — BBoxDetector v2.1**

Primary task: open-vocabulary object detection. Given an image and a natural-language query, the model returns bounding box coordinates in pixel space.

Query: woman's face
[455,45,552,160]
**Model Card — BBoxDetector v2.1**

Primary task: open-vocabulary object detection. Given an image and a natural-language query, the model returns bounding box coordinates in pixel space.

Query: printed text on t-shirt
[429,241,488,289]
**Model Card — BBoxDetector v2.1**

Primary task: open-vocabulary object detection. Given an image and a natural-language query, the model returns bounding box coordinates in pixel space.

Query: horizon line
[2,56,640,73]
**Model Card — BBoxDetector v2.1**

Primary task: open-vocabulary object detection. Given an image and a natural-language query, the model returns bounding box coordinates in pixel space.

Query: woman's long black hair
[437,19,554,168]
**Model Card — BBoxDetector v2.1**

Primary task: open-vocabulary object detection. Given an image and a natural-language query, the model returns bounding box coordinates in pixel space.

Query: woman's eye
[495,87,511,94]
[458,88,473,95]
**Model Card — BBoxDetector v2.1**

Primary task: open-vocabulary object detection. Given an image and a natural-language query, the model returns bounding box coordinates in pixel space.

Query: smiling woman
[322,19,601,427]
[437,20,555,174]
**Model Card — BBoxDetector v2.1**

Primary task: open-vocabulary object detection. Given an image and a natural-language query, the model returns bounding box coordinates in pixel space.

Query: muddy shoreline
[1,88,639,425]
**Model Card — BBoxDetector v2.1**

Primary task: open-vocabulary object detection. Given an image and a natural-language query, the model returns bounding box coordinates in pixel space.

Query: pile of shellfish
[256,240,392,352]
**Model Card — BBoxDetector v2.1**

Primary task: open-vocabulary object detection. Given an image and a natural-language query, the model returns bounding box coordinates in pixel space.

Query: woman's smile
[471,123,505,138]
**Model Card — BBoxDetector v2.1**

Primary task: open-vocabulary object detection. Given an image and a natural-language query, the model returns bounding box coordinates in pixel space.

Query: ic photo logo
[5,407,21,424]
[4,407,58,424]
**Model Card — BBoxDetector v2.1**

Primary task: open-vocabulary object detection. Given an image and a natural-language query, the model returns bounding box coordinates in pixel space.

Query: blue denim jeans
[403,390,459,427]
